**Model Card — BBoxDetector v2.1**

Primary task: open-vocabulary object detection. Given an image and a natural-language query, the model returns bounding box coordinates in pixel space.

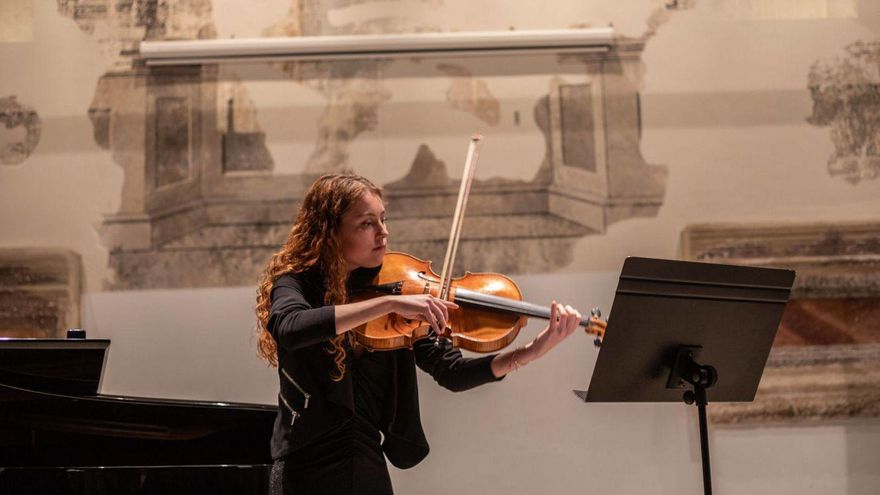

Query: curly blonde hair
[255,173,383,381]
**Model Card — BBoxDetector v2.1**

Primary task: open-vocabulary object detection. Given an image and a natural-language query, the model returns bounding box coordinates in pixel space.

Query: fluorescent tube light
[139,28,614,66]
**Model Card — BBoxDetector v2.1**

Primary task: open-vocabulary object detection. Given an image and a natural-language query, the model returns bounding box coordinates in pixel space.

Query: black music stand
[574,257,795,495]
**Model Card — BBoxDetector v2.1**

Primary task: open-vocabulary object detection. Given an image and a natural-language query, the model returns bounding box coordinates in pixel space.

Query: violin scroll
[587,307,607,348]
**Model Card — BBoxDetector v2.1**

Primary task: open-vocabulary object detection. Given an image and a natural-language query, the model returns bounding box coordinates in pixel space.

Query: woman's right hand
[390,295,459,336]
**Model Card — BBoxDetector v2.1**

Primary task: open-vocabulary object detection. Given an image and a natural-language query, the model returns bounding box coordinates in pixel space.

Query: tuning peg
[593,337,602,348]
[591,307,601,319]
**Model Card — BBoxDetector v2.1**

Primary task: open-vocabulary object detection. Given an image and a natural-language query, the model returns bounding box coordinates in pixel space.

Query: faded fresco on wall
[0,248,82,338]
[219,71,274,173]
[682,221,880,423]
[2,0,874,356]
[45,0,681,290]
[0,96,41,166]
[808,40,880,184]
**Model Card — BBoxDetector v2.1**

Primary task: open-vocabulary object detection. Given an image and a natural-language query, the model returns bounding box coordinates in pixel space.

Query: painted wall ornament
[808,40,880,184]
[0,96,41,166]
[682,221,880,424]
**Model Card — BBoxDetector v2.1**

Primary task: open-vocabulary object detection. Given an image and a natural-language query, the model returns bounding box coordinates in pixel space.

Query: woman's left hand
[528,301,581,361]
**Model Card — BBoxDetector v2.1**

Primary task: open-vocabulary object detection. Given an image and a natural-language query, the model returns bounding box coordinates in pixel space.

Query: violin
[351,135,606,353]
[350,250,606,352]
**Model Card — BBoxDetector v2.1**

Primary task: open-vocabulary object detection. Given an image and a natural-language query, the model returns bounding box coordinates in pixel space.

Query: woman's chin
[362,253,384,268]
[371,247,387,260]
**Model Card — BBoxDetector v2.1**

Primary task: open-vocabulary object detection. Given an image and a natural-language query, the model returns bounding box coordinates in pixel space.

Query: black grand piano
[0,337,277,494]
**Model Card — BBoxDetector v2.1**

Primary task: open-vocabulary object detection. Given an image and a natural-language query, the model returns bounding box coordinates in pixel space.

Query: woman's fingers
[559,305,569,334]
[436,298,458,337]
[436,297,449,323]
[393,295,460,334]
[551,303,582,338]
[427,298,446,333]
[549,300,559,330]
[428,296,455,334]
[557,304,570,333]
[569,307,582,334]
[565,305,578,332]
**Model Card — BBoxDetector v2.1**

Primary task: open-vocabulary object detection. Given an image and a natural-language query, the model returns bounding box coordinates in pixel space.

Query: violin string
[454,288,593,327]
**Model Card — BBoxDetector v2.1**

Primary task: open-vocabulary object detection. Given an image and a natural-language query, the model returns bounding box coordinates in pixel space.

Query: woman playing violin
[255,173,597,495]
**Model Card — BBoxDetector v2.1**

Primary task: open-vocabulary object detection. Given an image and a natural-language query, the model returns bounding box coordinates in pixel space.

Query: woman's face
[339,192,388,272]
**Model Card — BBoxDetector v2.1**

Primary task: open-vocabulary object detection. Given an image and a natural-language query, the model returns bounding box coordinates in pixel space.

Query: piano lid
[0,338,276,468]
[0,338,109,395]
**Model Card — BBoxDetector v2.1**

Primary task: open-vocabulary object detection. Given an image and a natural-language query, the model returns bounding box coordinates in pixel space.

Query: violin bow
[430,134,605,346]
[437,134,482,305]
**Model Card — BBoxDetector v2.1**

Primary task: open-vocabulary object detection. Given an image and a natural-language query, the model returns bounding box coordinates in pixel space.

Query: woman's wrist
[515,340,541,368]
[382,295,398,315]
[492,340,539,377]
[335,295,399,335]
[510,347,526,372]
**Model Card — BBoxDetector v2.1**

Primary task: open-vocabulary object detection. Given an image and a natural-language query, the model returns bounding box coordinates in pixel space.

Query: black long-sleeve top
[267,264,505,469]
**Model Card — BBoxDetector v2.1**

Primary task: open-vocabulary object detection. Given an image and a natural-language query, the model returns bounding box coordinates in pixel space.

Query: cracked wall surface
[1,0,878,296]
[437,63,501,126]
[0,96,41,165]
[0,249,81,338]
[682,221,880,424]
[808,40,880,184]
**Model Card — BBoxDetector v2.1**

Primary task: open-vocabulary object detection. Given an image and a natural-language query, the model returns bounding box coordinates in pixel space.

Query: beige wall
[0,2,120,292]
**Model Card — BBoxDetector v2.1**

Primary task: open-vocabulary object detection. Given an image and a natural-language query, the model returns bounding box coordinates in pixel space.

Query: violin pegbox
[589,307,607,348]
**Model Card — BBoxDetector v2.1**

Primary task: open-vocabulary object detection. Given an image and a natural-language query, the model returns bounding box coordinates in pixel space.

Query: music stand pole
[696,386,712,495]
[670,346,718,495]
[695,386,712,495]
